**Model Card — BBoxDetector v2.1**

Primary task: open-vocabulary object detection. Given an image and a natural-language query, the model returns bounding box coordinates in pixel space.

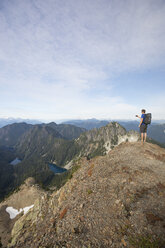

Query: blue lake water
[48,163,67,174]
[10,158,21,166]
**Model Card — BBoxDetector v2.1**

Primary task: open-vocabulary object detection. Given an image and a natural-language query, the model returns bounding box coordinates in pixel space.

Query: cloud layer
[0,0,165,120]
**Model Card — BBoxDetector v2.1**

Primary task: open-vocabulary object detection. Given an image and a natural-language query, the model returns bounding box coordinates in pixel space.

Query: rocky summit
[6,142,165,248]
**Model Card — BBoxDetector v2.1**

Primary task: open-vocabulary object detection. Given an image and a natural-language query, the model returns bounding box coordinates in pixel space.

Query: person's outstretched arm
[136,115,141,119]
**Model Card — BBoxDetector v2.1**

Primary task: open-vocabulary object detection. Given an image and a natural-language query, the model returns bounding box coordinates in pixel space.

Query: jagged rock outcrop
[75,122,139,158]
[8,142,165,248]
[62,118,109,130]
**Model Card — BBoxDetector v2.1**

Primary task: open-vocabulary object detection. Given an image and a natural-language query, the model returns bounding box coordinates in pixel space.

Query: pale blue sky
[0,0,165,121]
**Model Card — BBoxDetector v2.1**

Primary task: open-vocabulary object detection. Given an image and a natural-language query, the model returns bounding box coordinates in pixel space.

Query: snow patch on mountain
[6,205,34,219]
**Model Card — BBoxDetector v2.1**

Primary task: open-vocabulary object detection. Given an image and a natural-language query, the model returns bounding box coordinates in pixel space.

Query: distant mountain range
[0,118,41,128]
[62,118,165,128]
[63,118,110,130]
[1,117,164,129]
[63,119,165,145]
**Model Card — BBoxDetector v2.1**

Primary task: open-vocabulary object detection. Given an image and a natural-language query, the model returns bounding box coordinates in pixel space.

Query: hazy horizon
[0,116,165,123]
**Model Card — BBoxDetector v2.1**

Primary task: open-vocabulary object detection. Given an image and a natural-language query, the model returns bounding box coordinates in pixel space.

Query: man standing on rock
[136,109,147,144]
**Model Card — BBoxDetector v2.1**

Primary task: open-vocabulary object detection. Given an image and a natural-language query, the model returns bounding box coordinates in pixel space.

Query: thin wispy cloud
[0,0,165,120]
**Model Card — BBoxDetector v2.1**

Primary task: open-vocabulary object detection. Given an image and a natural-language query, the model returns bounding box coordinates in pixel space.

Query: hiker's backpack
[144,113,152,125]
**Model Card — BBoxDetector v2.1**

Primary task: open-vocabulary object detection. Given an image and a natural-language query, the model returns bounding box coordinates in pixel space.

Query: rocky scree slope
[8,142,165,248]
[62,119,109,130]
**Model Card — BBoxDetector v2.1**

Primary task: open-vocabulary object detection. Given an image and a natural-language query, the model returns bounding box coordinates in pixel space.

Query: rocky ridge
[75,122,139,157]
[8,142,165,248]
